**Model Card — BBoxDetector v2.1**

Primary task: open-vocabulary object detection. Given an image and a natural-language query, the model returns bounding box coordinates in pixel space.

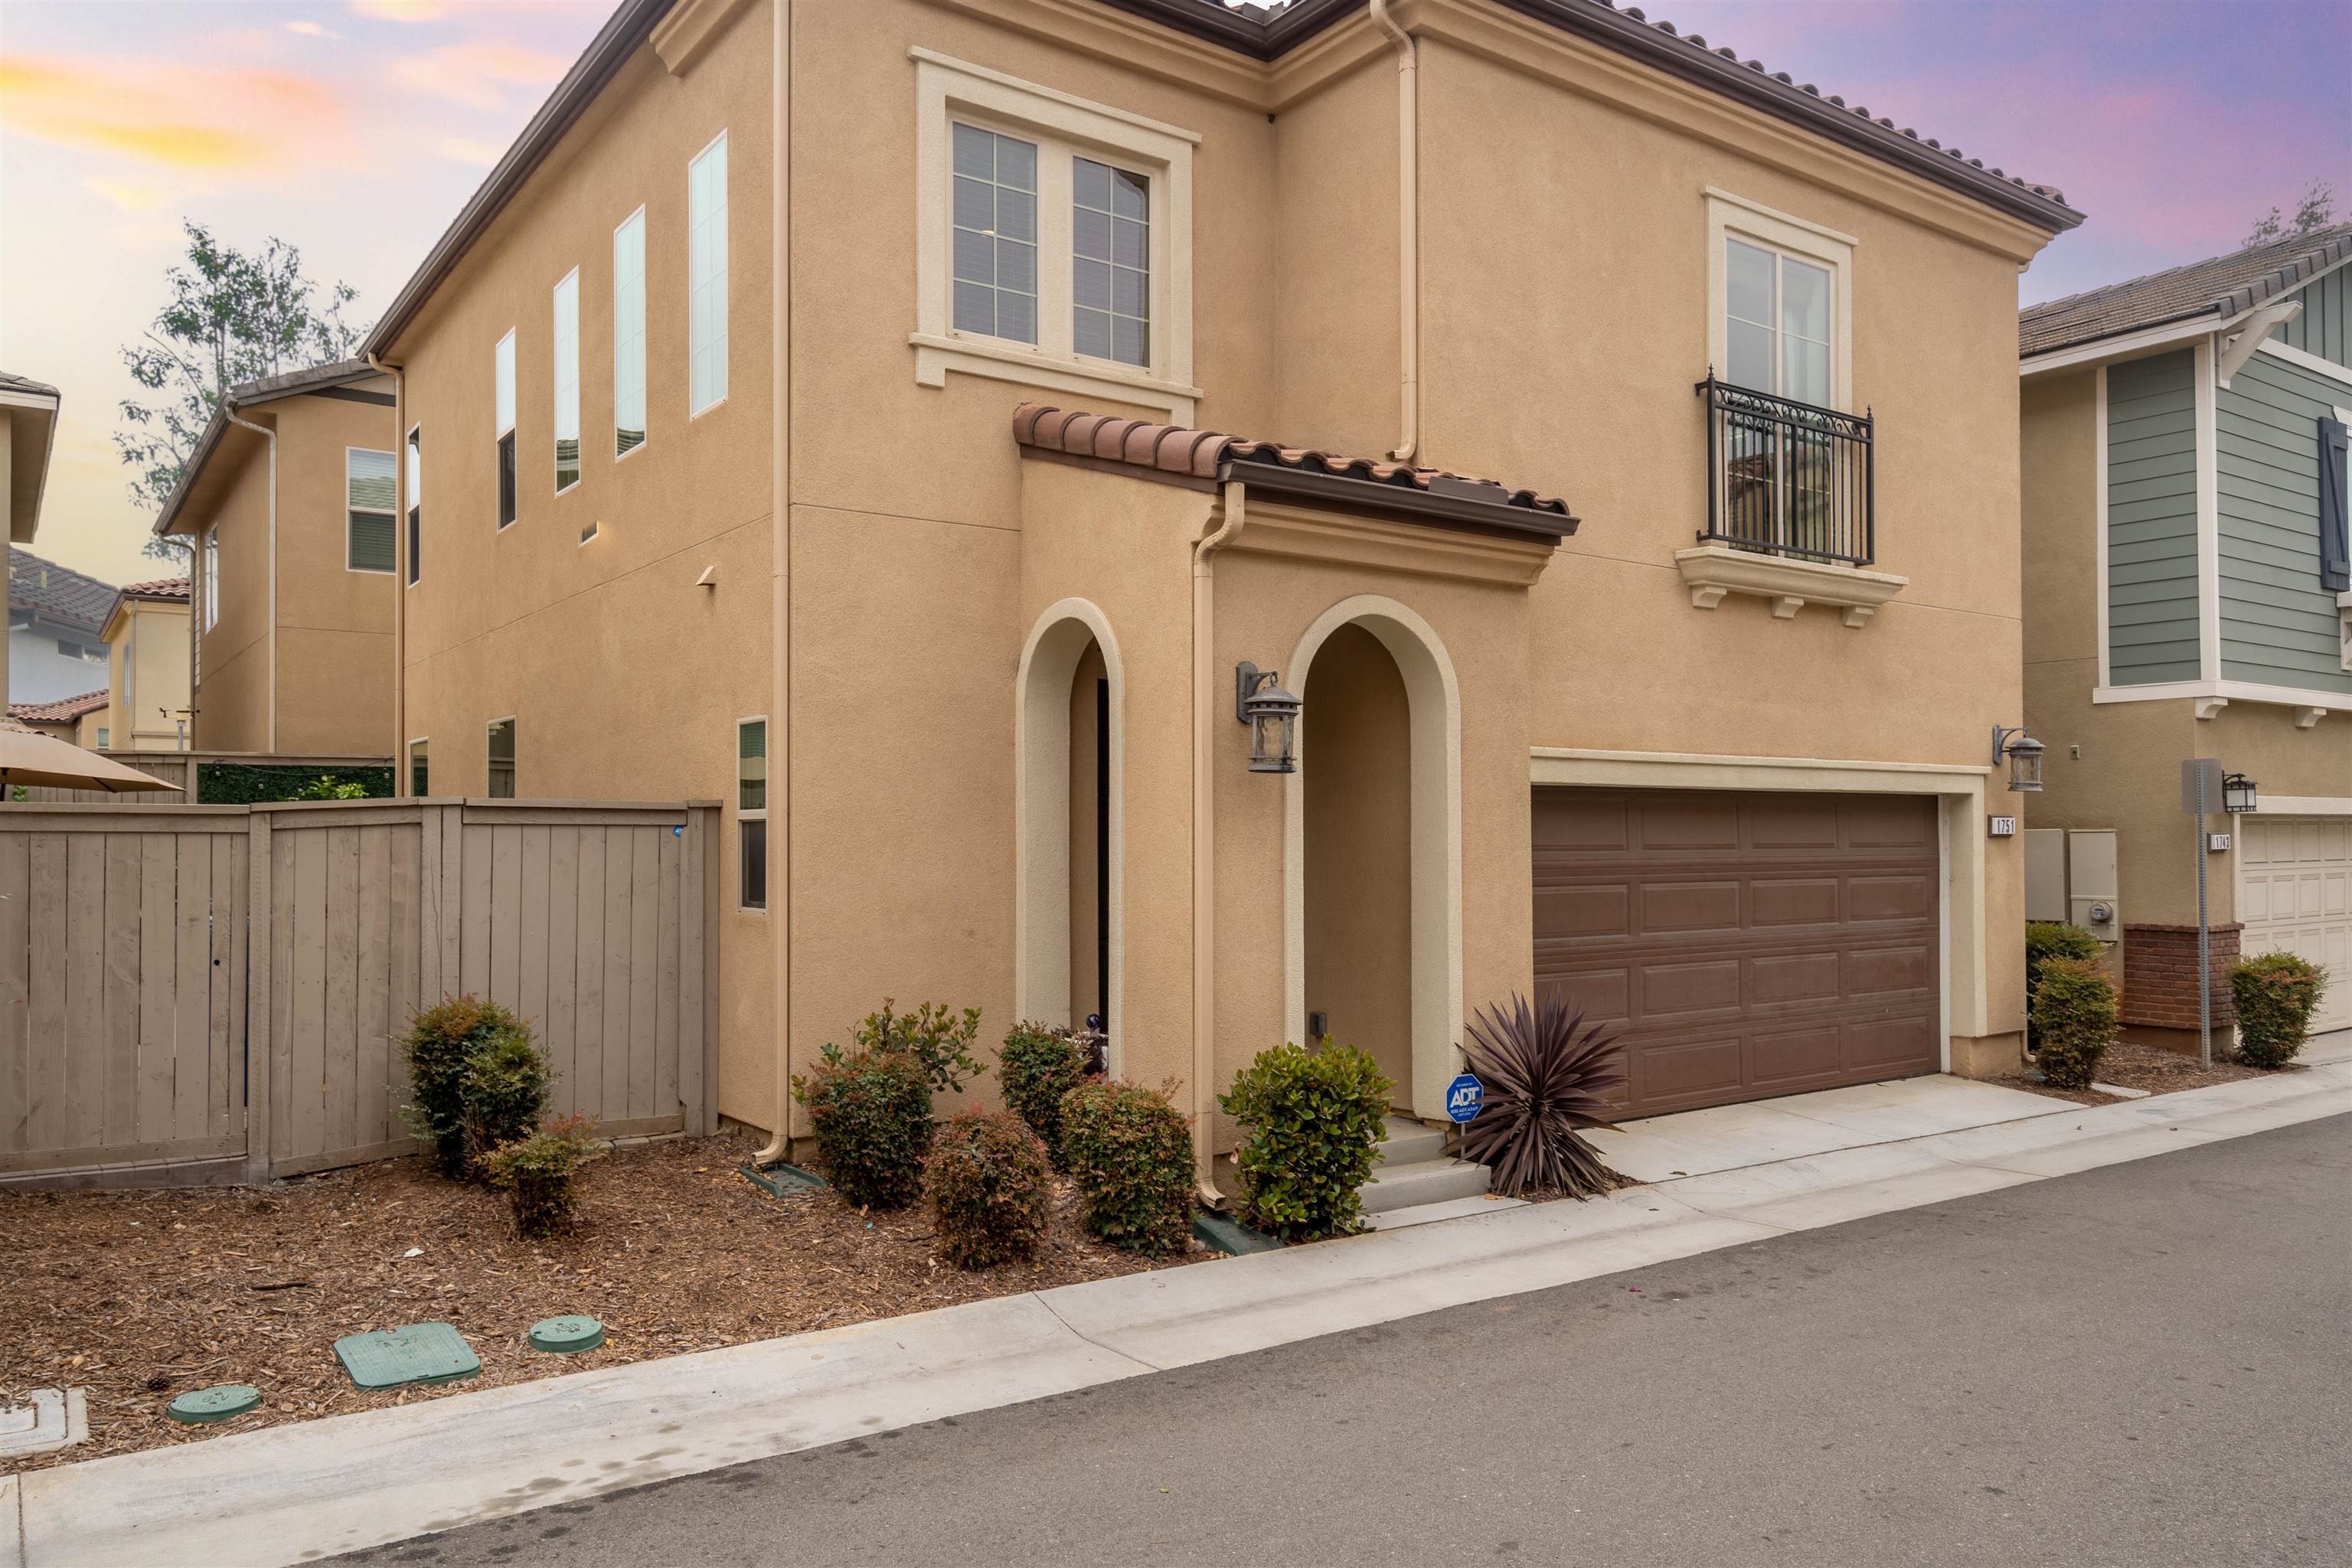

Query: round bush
[2026,921,2102,1048]
[1218,1041,1392,1242]
[998,1023,1092,1165]
[923,1108,1052,1269]
[399,997,540,1178]
[793,1047,933,1210]
[2231,951,2328,1069]
[480,1112,603,1238]
[2032,956,2117,1089]
[1060,1079,1194,1255]
[461,1025,553,1173]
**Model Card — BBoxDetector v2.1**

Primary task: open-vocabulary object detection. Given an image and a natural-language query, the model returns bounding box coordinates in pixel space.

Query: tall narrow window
[405,426,423,585]
[1073,156,1148,367]
[202,533,219,630]
[486,718,516,799]
[1725,237,1832,407]
[737,717,767,910]
[614,207,647,456]
[688,132,730,415]
[409,738,430,797]
[553,270,580,492]
[495,329,518,527]
[951,123,1038,345]
[346,448,397,572]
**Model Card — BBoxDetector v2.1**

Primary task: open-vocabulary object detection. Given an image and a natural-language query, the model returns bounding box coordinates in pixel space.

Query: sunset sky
[3,0,2345,588]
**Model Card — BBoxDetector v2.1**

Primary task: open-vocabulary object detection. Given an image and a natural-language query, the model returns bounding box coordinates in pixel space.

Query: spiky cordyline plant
[1458,993,1628,1200]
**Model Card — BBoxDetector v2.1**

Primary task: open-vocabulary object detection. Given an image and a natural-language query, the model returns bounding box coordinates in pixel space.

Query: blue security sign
[1444,1073,1484,1124]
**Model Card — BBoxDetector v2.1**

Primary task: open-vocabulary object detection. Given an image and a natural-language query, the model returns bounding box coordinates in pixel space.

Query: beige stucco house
[8,688,109,749]
[102,576,193,752]
[362,0,2080,1182]
[152,360,398,756]
[2021,226,2352,1044]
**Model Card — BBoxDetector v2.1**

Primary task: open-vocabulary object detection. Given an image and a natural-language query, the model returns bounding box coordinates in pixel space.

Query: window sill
[909,332,1200,423]
[1674,542,1908,628]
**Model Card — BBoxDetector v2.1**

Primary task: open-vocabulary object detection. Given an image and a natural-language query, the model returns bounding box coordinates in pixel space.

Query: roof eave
[1218,456,1579,542]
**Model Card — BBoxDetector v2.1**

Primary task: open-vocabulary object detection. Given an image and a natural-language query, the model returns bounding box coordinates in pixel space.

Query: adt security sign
[1444,1073,1484,1124]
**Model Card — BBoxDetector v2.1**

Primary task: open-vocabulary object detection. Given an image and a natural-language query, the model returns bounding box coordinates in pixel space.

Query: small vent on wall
[580,521,600,546]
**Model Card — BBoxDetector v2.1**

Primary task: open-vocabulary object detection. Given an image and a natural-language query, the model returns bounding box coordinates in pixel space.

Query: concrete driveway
[335,1113,2352,1568]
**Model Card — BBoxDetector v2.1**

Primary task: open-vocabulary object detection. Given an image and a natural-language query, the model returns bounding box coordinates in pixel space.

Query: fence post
[681,802,721,1135]
[243,808,274,1184]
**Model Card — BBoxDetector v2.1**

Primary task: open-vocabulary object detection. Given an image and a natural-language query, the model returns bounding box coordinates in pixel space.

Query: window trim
[910,48,1200,423]
[614,204,648,462]
[485,715,517,800]
[688,129,730,420]
[736,714,768,913]
[552,266,582,496]
[345,444,398,575]
[494,328,518,530]
[1704,187,1855,414]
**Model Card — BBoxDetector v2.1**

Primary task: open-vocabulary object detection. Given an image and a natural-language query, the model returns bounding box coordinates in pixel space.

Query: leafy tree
[2243,179,2339,248]
[115,221,366,564]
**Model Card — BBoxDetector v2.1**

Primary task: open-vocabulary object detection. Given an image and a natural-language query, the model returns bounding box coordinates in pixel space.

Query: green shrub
[2032,956,2118,1089]
[462,1026,554,1171]
[2231,951,2328,1070]
[400,996,526,1177]
[998,1022,1093,1164]
[792,1047,933,1210]
[923,1108,1053,1269]
[290,774,371,800]
[850,998,987,1096]
[2026,922,2102,1048]
[1218,1041,1392,1242]
[1060,1079,1194,1255]
[198,762,394,804]
[480,1113,604,1238]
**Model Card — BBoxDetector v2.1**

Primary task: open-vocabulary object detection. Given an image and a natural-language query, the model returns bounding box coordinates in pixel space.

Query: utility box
[2024,829,2068,922]
[2067,829,2120,942]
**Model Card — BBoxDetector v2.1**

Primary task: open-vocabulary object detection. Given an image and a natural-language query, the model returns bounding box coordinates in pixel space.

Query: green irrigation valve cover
[167,1384,260,1424]
[335,1321,482,1390]
[528,1315,606,1354]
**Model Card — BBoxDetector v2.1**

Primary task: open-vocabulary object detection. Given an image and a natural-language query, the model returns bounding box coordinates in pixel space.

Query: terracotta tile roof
[118,576,191,601]
[7,548,115,635]
[10,690,109,724]
[1012,402,1575,525]
[2020,224,2352,358]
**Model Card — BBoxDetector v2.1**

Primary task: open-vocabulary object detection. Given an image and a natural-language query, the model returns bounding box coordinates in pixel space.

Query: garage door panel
[1751,877,1841,926]
[1749,799,1841,849]
[1639,799,1742,850]
[1751,952,1840,1004]
[1640,881,1742,933]
[1536,969,1629,1026]
[1636,1036,1746,1110]
[1848,873,1934,923]
[1536,884,1629,939]
[1848,942,1935,997]
[1846,1014,1939,1073]
[1639,959,1743,1015]
[1750,1025,1845,1089]
[2237,815,2352,1036]
[1846,797,1937,850]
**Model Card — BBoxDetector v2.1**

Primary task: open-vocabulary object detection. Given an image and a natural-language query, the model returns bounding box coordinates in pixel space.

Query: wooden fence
[15,751,392,805]
[0,799,720,1189]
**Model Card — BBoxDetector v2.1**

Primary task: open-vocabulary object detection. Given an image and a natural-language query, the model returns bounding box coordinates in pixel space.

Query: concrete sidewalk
[17,1057,2352,1568]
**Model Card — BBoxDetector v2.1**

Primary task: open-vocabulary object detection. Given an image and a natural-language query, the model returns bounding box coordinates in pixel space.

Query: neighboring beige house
[363,0,2081,1179]
[8,688,109,749]
[102,576,194,751]
[2021,226,2352,1043]
[1,371,62,708]
[152,360,399,755]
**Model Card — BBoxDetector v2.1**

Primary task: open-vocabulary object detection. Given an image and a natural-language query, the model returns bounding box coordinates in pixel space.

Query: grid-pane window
[553,270,580,492]
[347,448,397,573]
[950,123,1038,345]
[689,132,729,414]
[409,739,429,797]
[203,534,219,631]
[405,427,422,585]
[494,330,517,527]
[486,719,515,799]
[1073,156,1148,367]
[1725,237,1832,407]
[737,717,767,910]
[614,209,647,456]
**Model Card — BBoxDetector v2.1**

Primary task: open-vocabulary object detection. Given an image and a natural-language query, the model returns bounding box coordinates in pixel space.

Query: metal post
[2195,769,2212,1070]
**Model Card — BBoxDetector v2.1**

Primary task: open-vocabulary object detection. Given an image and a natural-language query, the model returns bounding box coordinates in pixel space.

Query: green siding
[2106,349,2203,684]
[2275,264,2352,371]
[2215,350,2352,695]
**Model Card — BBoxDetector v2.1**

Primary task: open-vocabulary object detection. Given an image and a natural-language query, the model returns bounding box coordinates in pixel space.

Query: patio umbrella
[0,723,184,794]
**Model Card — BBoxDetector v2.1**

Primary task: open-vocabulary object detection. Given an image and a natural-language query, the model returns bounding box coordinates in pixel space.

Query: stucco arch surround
[1284,593,1464,1119]
[1014,598,1125,1075]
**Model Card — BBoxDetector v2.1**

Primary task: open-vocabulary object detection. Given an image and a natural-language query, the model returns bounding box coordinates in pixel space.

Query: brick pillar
[2119,922,2240,1055]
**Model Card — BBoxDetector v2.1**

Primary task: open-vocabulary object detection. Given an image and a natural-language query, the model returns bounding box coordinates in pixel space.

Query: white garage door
[2236,815,2352,1037]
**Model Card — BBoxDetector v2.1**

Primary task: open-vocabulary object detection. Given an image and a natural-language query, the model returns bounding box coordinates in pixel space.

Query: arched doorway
[1015,602,1123,1069]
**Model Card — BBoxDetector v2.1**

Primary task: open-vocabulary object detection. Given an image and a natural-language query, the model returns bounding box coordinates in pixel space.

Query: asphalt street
[337,1113,2350,1568]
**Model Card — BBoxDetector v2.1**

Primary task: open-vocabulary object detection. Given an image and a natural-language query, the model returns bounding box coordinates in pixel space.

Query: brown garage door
[1534,789,1941,1118]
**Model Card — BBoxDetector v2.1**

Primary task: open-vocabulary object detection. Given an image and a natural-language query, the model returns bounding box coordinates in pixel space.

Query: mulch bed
[0,1129,1203,1473]
[1996,1040,2278,1107]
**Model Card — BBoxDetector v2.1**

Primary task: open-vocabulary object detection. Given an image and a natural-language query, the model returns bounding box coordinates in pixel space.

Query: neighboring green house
[2019,225,2352,1046]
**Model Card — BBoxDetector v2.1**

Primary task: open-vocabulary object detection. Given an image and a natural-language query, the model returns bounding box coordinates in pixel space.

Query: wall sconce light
[2222,772,2259,814]
[1991,725,2045,792]
[1236,662,1302,774]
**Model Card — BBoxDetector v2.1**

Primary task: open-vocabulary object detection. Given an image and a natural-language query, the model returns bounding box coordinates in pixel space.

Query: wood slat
[544,825,580,1112]
[355,825,394,1150]
[573,828,606,1118]
[519,825,550,1040]
[388,820,421,1127]
[488,823,521,1011]
[102,835,142,1148]
[655,828,681,1122]
[136,835,178,1144]
[628,828,659,1122]
[323,826,362,1155]
[289,828,330,1163]
[460,823,493,999]
[172,837,211,1143]
[0,833,29,1154]
[603,828,633,1120]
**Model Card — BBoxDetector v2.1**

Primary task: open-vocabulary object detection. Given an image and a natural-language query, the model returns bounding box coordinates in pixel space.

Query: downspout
[1189,479,1246,1205]
[370,352,404,791]
[1369,0,1419,462]
[755,0,795,1166]
[224,406,279,752]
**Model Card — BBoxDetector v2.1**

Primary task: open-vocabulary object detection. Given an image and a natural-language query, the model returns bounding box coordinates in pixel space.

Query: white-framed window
[346,446,397,573]
[202,532,219,631]
[494,328,518,528]
[737,715,766,911]
[614,207,648,457]
[911,50,1199,422]
[553,268,580,492]
[486,717,516,799]
[688,131,729,416]
[409,737,429,798]
[1704,188,1854,411]
[405,425,423,586]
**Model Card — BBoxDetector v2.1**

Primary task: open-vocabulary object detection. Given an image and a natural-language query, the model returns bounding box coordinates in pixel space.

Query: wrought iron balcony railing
[1697,375,1874,568]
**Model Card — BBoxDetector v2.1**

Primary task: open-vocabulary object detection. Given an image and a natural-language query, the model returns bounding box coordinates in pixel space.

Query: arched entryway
[1015,600,1123,1070]
[1285,596,1462,1120]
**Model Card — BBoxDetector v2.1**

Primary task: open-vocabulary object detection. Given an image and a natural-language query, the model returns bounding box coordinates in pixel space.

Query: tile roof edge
[2019,226,2352,358]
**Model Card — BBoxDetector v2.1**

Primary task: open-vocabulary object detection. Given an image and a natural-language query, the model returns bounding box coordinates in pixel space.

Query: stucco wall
[193,430,275,753]
[111,599,192,750]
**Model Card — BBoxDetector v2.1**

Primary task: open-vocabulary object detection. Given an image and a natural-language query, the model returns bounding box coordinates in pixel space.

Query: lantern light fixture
[1991,725,2045,792]
[2222,772,2259,815]
[1236,662,1302,774]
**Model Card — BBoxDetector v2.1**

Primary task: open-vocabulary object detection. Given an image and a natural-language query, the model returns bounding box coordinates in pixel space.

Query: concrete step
[1361,1156,1491,1215]
[1363,1194,1529,1231]
[1377,1116,1449,1166]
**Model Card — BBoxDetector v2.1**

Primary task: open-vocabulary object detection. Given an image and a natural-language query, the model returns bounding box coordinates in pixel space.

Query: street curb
[21,1061,2350,1567]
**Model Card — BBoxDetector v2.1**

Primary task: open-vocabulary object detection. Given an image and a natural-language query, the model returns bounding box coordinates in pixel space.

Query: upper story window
[615,207,648,456]
[737,716,767,911]
[486,717,516,799]
[952,124,1038,345]
[202,533,219,631]
[689,132,730,416]
[1073,156,1148,368]
[405,426,423,586]
[1726,238,1831,407]
[494,328,518,528]
[346,447,397,573]
[553,269,581,492]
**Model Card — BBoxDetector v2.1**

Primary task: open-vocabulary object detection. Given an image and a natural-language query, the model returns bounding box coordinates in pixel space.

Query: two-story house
[101,576,194,751]
[6,547,113,707]
[361,0,2080,1182]
[2021,224,2352,1044]
[152,359,400,756]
